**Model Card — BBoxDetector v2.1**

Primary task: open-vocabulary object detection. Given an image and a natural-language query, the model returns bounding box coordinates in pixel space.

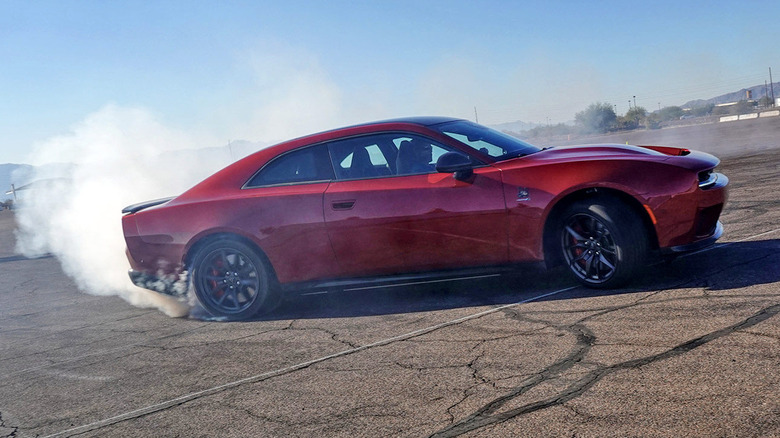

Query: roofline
[352,116,463,127]
[311,116,464,137]
[271,116,465,149]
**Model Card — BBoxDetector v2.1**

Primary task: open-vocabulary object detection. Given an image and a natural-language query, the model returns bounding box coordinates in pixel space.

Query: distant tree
[759,96,773,107]
[520,123,574,139]
[628,106,647,128]
[645,112,662,129]
[730,100,756,115]
[625,106,647,121]
[657,106,684,122]
[614,106,647,130]
[614,116,637,130]
[689,104,714,117]
[711,101,756,116]
[1,199,13,210]
[711,105,730,116]
[575,102,617,134]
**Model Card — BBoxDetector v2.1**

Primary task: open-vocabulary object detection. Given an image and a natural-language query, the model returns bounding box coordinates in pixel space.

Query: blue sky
[2,0,778,164]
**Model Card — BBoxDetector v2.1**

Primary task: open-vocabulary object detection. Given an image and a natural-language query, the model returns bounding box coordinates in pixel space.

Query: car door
[323,133,509,278]
[239,143,339,283]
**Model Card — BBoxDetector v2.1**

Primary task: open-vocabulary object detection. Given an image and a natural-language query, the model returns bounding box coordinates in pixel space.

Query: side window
[327,133,460,179]
[392,135,452,176]
[245,144,334,187]
[328,135,394,180]
[339,144,388,169]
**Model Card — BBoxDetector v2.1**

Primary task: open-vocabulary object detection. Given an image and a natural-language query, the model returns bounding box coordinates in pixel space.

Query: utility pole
[474,107,479,123]
[633,95,637,109]
[770,68,776,107]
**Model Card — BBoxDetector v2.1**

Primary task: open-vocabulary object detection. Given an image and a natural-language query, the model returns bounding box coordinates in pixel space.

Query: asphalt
[0,119,779,437]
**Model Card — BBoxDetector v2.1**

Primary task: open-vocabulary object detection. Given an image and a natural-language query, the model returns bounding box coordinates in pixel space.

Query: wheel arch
[542,187,659,268]
[184,231,279,283]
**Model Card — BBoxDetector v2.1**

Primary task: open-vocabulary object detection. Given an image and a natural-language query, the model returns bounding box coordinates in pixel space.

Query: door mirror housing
[436,152,474,181]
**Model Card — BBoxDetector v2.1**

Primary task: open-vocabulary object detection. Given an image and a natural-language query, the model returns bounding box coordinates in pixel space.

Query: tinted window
[246,144,334,187]
[328,135,394,180]
[328,133,457,179]
[391,136,452,175]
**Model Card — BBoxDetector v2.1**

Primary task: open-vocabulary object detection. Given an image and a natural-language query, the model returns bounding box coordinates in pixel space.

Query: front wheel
[191,239,278,320]
[558,198,648,288]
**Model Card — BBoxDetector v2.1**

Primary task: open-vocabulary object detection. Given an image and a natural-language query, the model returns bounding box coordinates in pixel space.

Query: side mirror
[436,152,474,181]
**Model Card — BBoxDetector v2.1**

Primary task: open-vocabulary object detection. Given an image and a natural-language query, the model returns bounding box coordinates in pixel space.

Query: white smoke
[14,105,231,317]
[196,41,365,153]
[12,43,358,318]
[14,37,507,317]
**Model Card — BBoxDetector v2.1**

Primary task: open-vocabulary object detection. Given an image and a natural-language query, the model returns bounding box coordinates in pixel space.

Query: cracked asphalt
[1,130,779,437]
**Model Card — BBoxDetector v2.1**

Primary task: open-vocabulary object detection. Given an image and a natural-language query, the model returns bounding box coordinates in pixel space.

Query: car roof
[268,116,464,152]
[349,116,461,128]
[176,117,467,198]
[302,116,462,140]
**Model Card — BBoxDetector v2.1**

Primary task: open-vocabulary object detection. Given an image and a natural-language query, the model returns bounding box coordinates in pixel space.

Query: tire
[191,238,278,320]
[558,198,648,288]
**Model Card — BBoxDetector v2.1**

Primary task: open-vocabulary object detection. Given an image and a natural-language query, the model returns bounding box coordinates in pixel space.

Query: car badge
[517,187,530,202]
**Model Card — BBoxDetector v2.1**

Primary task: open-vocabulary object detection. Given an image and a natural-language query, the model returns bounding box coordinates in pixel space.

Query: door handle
[331,200,356,210]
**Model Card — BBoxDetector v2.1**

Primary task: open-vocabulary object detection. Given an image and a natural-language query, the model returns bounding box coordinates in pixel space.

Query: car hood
[533,144,669,159]
[521,143,718,171]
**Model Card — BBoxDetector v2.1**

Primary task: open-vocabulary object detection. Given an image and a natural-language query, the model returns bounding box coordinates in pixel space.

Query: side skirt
[279,263,545,295]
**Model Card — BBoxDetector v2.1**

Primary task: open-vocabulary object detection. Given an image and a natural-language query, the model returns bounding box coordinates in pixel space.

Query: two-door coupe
[122,117,728,319]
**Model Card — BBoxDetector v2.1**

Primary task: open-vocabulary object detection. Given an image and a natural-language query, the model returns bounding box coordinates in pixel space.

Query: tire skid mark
[442,310,595,422]
[431,236,779,436]
[430,303,780,437]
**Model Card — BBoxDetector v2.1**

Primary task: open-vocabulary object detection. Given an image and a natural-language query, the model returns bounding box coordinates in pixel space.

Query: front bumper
[660,221,723,255]
[129,269,190,299]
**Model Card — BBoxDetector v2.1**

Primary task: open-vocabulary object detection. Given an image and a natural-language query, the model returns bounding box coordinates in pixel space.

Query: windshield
[433,120,541,160]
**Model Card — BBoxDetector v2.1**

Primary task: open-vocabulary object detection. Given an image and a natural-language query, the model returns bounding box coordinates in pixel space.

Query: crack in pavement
[0,411,19,438]
[0,323,215,382]
[38,287,575,438]
[29,233,780,437]
[441,308,595,430]
[428,241,779,436]
[429,303,780,437]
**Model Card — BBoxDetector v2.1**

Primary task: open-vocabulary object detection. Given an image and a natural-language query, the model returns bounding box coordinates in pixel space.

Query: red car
[122,117,728,319]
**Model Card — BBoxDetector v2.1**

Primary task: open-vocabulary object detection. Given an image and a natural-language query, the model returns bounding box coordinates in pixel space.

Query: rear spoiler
[122,197,175,214]
[638,145,691,156]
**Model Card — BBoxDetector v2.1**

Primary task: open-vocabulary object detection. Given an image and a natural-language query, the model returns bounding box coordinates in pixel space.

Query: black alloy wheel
[559,198,647,288]
[192,239,275,320]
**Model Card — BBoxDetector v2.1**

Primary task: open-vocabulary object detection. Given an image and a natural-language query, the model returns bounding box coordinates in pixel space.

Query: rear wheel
[558,198,647,288]
[191,239,277,320]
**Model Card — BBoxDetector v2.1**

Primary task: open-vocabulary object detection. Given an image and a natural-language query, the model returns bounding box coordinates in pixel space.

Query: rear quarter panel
[129,182,340,283]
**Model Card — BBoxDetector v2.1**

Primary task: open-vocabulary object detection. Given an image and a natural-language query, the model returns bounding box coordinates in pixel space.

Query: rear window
[245,144,334,187]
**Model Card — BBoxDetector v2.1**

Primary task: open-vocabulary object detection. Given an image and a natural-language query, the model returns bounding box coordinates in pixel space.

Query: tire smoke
[14,105,235,317]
